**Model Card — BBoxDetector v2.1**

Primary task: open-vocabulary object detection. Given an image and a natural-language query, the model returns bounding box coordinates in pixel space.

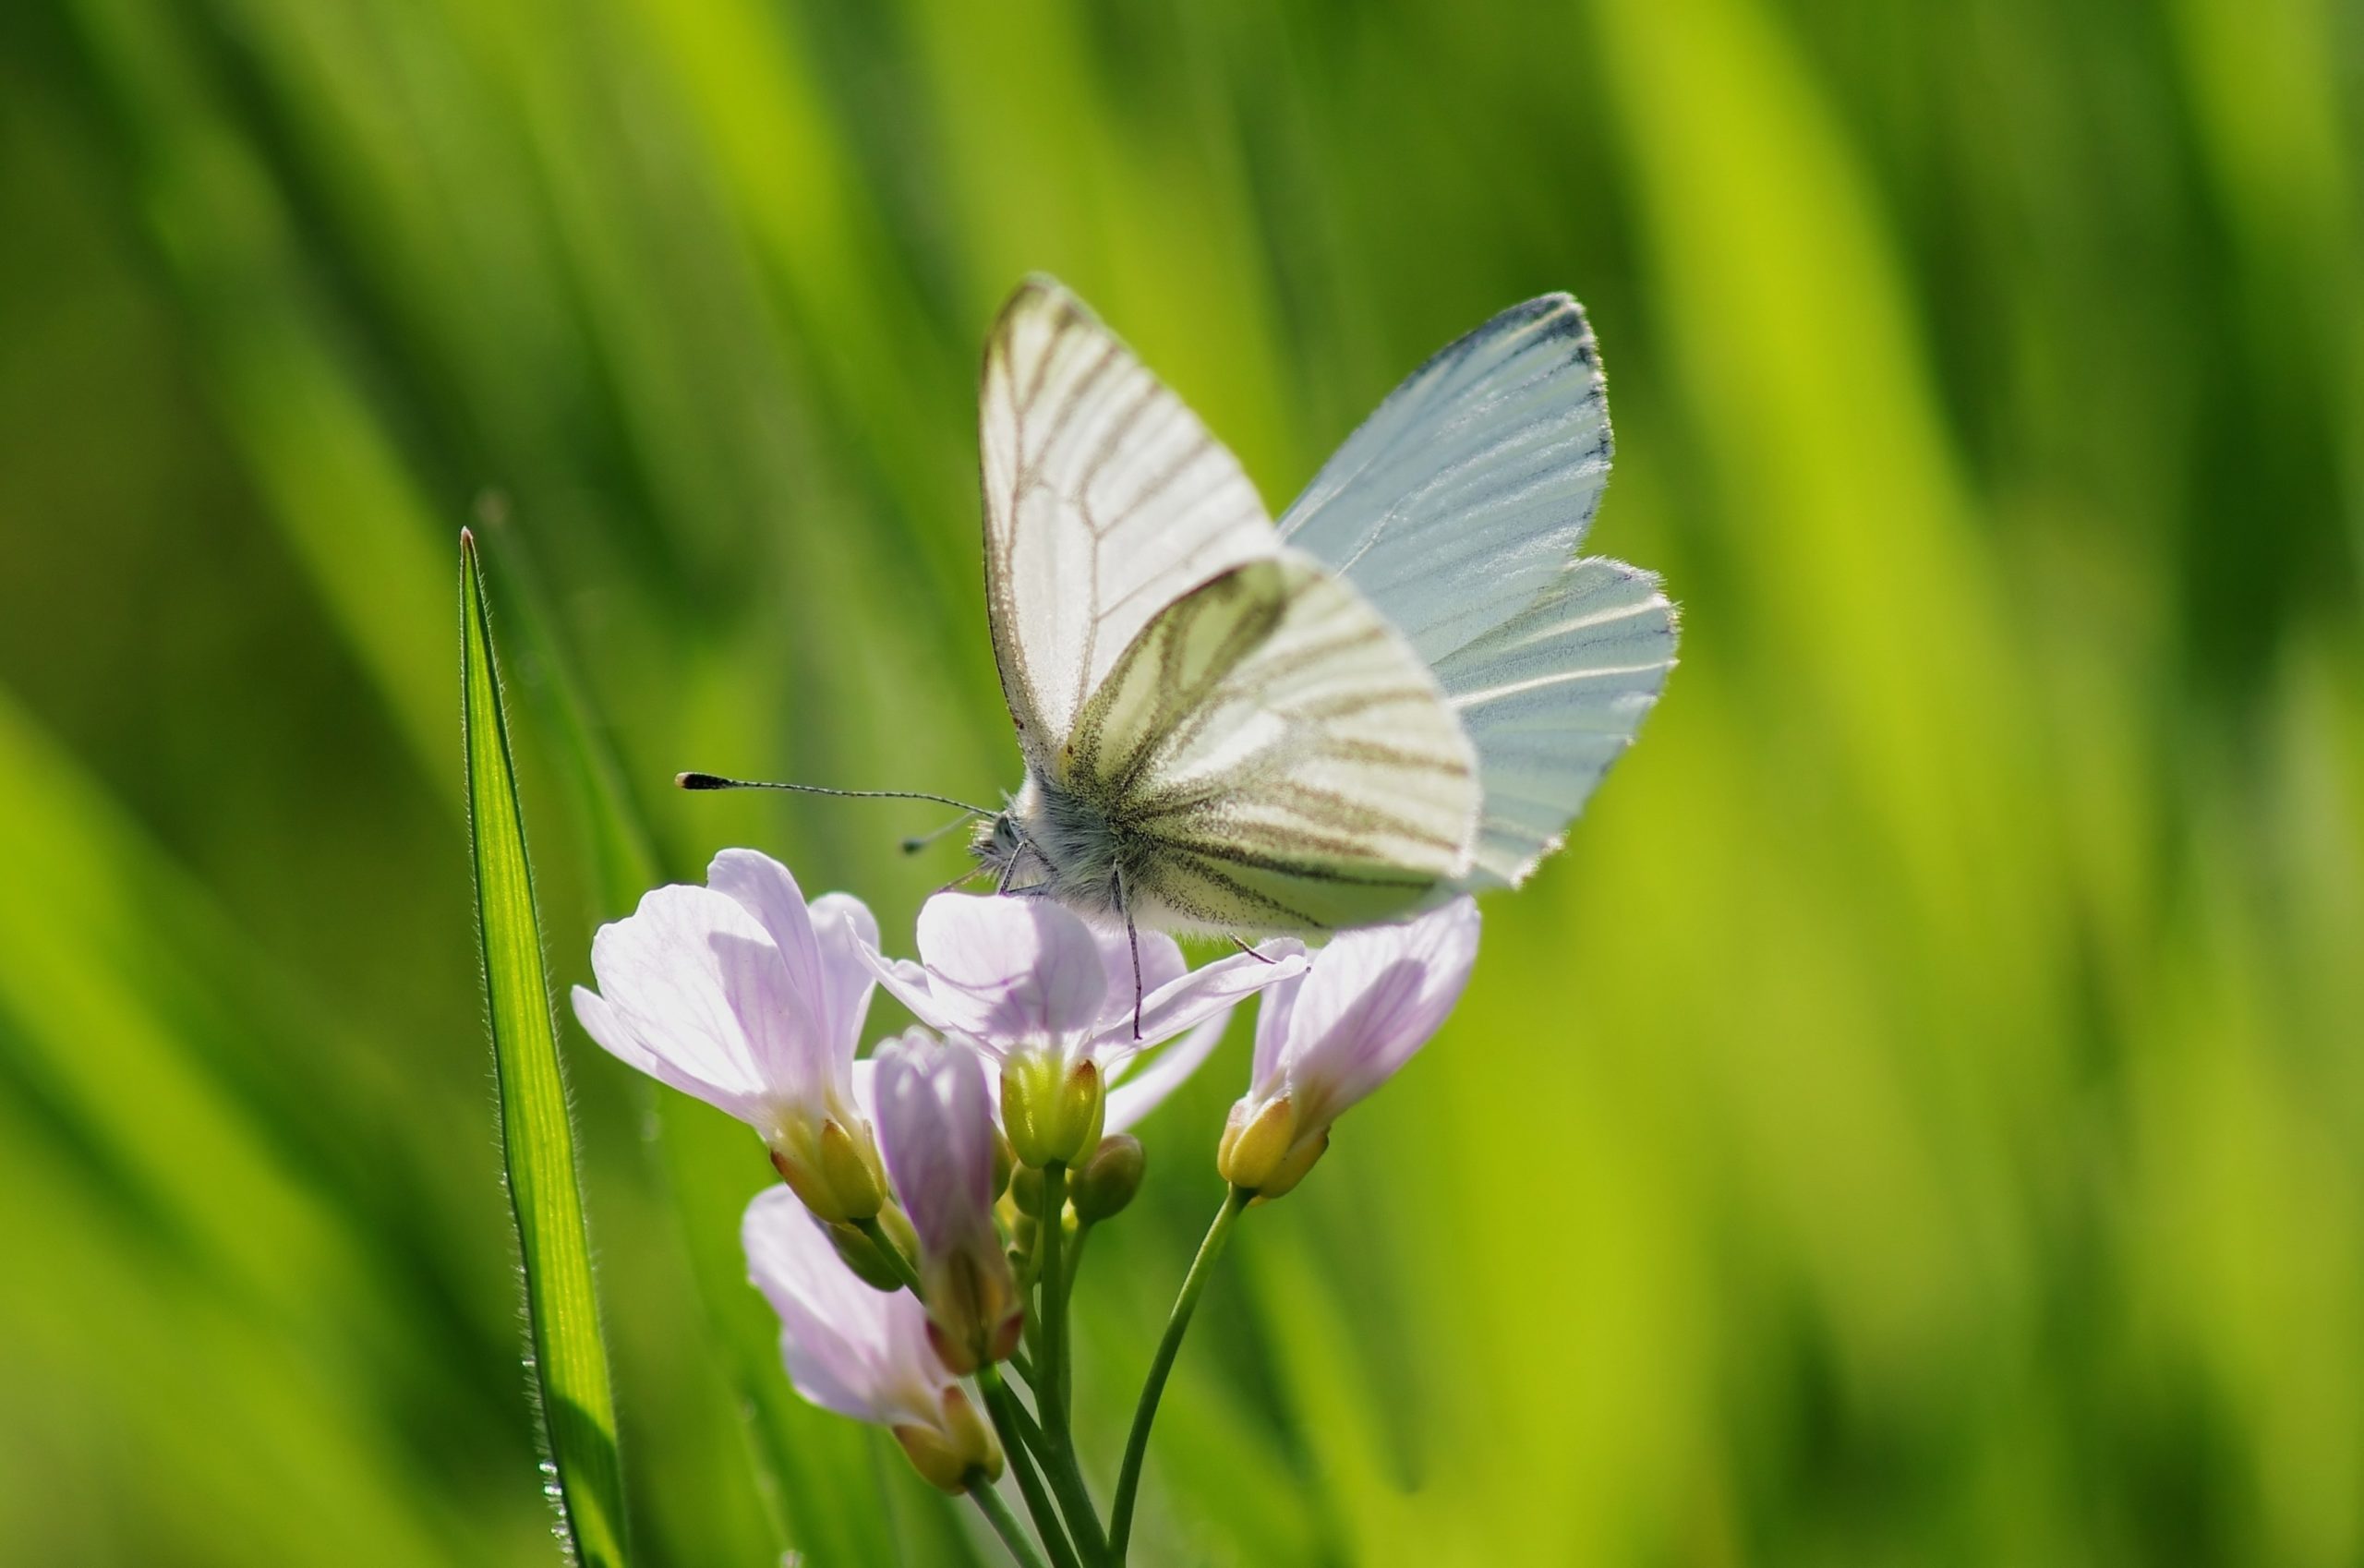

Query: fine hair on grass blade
[470,502,929,1564]
[461,529,632,1567]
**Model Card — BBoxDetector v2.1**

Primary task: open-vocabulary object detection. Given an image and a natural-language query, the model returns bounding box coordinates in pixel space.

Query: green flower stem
[1039,1163,1069,1427]
[1108,1187,1250,1561]
[992,1372,1104,1565]
[995,1372,1049,1458]
[851,1214,926,1297]
[968,1473,1052,1568]
[976,1365,1082,1568]
[1028,1163,1109,1563]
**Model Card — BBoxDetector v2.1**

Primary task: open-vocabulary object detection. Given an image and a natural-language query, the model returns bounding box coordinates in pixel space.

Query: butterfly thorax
[971,770,1144,925]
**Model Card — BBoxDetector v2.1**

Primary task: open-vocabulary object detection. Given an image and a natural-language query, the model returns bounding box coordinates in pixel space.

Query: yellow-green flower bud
[989,1126,1015,1202]
[1248,1128,1328,1202]
[1009,1164,1046,1217]
[921,1247,1026,1375]
[825,1220,905,1292]
[769,1114,887,1223]
[1002,1054,1104,1167]
[893,1385,1000,1493]
[1072,1134,1147,1222]
[1216,1094,1297,1191]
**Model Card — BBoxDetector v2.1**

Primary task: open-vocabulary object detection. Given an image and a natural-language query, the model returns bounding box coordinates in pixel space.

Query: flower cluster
[573,849,1478,1559]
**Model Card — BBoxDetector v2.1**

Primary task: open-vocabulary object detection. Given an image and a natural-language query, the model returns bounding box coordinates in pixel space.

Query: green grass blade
[461,528,631,1568]
[469,506,947,1564]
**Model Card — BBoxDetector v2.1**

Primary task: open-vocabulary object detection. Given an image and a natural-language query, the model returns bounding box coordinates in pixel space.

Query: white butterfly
[967,276,1677,943]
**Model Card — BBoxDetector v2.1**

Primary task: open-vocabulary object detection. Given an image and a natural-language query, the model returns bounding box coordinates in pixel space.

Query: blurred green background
[3,0,2359,1562]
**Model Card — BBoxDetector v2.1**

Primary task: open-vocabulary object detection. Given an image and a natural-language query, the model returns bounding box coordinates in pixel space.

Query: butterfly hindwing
[1432,558,1676,887]
[1062,554,1481,933]
[1278,294,1675,889]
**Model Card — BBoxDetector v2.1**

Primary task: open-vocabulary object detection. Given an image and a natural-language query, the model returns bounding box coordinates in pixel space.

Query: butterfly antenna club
[676,772,994,816]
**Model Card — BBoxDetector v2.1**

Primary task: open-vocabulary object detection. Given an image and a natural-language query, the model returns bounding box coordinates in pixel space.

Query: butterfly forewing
[1279,295,1613,663]
[981,279,1278,769]
[1278,294,1676,889]
[1065,555,1481,933]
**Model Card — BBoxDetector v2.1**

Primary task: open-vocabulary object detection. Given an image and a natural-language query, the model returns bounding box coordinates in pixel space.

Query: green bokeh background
[3,0,2359,1562]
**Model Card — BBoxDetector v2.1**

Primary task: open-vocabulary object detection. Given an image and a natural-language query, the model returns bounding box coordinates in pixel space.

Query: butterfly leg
[1112,864,1144,1040]
[995,837,1040,897]
[1226,935,1278,965]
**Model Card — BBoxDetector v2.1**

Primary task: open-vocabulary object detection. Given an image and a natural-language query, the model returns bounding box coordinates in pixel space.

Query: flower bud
[1008,1212,1040,1278]
[1215,1094,1297,1191]
[769,1115,886,1223]
[825,1221,903,1292]
[1008,1164,1046,1217]
[921,1245,1025,1375]
[989,1126,1015,1202]
[1002,1053,1104,1167]
[1071,1134,1146,1222]
[1248,1128,1328,1202]
[892,1385,1000,1493]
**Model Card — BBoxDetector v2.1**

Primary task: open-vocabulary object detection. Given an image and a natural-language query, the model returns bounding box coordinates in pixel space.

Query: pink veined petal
[1283,899,1479,1128]
[576,982,774,1126]
[1248,944,1310,1093]
[853,945,979,1042]
[847,1056,879,1127]
[743,1187,903,1424]
[809,892,882,1063]
[875,1304,959,1427]
[709,850,827,1044]
[912,894,1109,1046]
[1084,925,1188,1035]
[1123,942,1307,1061]
[570,984,666,1081]
[709,916,830,1112]
[1104,1008,1234,1134]
[587,884,785,1109]
[873,1029,997,1260]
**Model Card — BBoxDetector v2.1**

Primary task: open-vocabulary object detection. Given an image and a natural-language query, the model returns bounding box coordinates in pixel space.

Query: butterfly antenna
[900,810,984,856]
[677,772,995,817]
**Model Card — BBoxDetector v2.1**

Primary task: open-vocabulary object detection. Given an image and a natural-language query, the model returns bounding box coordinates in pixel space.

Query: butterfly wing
[1277,294,1676,888]
[980,277,1280,773]
[1063,553,1480,933]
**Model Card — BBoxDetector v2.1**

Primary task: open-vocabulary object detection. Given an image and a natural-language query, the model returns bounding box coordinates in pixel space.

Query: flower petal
[585,884,794,1116]
[743,1187,912,1424]
[809,891,881,1069]
[1124,941,1307,1060]
[874,1029,997,1260]
[571,983,666,1082]
[1279,899,1478,1128]
[1084,924,1188,1035]
[854,945,976,1040]
[1105,1008,1233,1134]
[708,850,826,1040]
[911,894,1109,1046]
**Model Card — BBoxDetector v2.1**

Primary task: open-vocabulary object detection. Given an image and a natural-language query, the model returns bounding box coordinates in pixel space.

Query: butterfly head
[970,810,1027,886]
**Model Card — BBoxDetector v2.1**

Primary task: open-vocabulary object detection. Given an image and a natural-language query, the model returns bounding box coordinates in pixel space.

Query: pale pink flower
[1219,899,1480,1198]
[573,849,886,1218]
[742,1186,998,1490]
[862,893,1301,1163]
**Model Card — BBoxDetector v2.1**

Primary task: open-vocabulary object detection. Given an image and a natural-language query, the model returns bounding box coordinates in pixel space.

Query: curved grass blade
[470,504,958,1564]
[461,529,631,1568]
